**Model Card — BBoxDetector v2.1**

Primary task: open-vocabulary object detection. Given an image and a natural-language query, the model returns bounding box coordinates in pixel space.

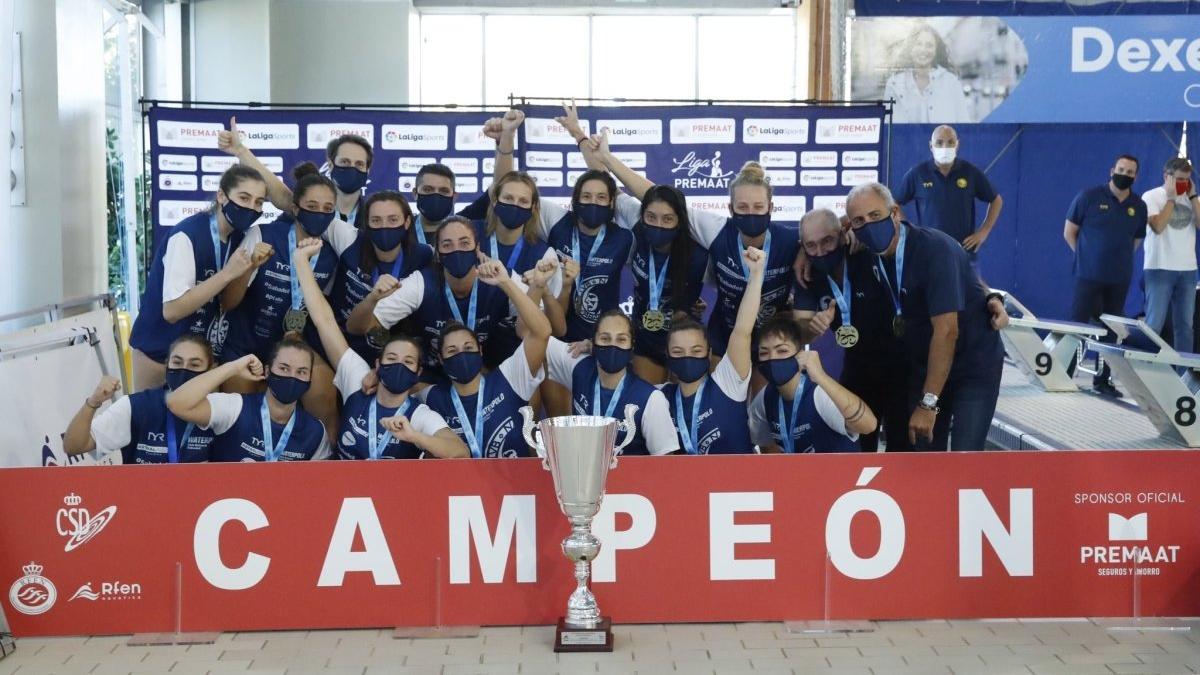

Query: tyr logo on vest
[55,493,118,552]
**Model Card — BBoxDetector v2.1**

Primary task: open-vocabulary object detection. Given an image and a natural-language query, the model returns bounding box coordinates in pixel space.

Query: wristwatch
[919,392,940,413]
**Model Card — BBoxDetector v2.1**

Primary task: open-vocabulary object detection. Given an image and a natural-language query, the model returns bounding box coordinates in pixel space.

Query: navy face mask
[575,202,614,229]
[667,355,709,383]
[1111,173,1135,191]
[266,373,310,405]
[855,215,898,256]
[330,165,368,194]
[368,226,406,251]
[595,345,633,374]
[757,356,801,388]
[296,208,336,237]
[378,362,420,395]
[730,212,770,238]
[494,202,532,230]
[165,367,203,392]
[441,249,477,278]
[640,221,677,248]
[810,243,846,277]
[417,192,454,222]
[443,351,483,383]
[221,198,261,233]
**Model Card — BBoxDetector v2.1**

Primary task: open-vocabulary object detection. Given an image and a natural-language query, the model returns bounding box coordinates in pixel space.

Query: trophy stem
[563,521,601,629]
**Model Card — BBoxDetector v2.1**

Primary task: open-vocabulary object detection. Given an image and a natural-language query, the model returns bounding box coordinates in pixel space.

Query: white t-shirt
[162,224,263,304]
[372,271,527,330]
[883,66,971,124]
[332,350,449,436]
[495,341,547,401]
[1143,186,1198,271]
[706,353,751,402]
[543,338,680,455]
[237,216,354,289]
[88,397,134,453]
[203,392,332,460]
[747,384,856,449]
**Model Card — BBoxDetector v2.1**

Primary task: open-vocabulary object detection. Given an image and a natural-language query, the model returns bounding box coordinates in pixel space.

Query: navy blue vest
[331,236,434,362]
[409,267,513,375]
[208,393,326,462]
[662,378,752,455]
[762,384,860,454]
[221,220,339,361]
[130,211,244,361]
[476,223,550,367]
[547,215,634,341]
[706,221,799,352]
[425,369,532,458]
[336,394,423,460]
[630,230,708,360]
[121,389,215,464]
[569,359,657,456]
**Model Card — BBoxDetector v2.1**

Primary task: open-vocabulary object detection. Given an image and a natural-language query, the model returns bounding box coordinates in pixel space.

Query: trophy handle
[611,403,639,468]
[519,406,549,470]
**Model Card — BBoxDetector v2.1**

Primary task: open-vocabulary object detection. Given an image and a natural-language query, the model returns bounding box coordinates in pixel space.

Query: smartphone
[1177,178,1192,196]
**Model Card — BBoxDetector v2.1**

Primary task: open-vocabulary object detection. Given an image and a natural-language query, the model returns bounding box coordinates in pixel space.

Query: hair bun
[737,161,767,182]
[281,330,306,342]
[292,161,320,181]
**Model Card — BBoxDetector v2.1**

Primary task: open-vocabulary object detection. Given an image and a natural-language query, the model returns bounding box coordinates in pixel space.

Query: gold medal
[283,309,308,333]
[892,315,906,338]
[642,310,666,332]
[834,325,859,349]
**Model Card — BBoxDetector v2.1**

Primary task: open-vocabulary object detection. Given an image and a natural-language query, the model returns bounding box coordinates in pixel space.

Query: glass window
[591,16,697,100]
[419,15,484,105]
[484,15,589,107]
[698,15,799,100]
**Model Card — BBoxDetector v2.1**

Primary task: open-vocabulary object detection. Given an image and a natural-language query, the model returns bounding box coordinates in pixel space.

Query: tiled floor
[0,619,1197,674]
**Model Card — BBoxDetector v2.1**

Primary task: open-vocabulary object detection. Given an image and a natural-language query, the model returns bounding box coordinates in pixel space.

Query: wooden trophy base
[554,617,613,652]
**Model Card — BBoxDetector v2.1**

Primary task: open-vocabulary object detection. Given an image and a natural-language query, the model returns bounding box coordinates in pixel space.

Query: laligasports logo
[56,493,117,552]
[381,125,449,151]
[597,120,663,145]
[743,118,809,144]
[9,562,56,615]
[69,581,142,602]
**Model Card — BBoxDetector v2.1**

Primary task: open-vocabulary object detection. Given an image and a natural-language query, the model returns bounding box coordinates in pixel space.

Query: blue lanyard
[287,228,319,312]
[877,225,908,318]
[592,373,627,418]
[490,234,525,271]
[165,413,194,464]
[674,380,706,455]
[443,278,479,330]
[414,214,428,246]
[572,226,606,270]
[738,229,772,279]
[777,377,808,455]
[450,379,486,458]
[259,398,298,462]
[368,397,416,460]
[209,214,233,270]
[372,250,405,285]
[647,249,670,312]
[826,260,852,326]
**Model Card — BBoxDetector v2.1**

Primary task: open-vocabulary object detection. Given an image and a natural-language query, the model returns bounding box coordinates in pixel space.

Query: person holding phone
[1143,157,1200,352]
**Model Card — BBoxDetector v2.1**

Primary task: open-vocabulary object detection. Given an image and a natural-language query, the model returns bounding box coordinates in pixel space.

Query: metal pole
[118,15,141,316]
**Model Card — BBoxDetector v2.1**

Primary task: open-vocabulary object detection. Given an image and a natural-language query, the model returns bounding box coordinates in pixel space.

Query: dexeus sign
[989,17,1200,121]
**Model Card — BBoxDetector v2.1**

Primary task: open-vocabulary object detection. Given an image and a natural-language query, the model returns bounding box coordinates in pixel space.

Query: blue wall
[889,123,1184,320]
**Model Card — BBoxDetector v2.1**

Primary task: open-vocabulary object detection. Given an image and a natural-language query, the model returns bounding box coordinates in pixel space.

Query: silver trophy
[520,404,637,652]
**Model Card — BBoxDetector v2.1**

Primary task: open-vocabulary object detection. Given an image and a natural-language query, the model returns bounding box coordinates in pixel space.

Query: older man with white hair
[894,125,1003,263]
[844,182,1006,451]
[791,208,913,452]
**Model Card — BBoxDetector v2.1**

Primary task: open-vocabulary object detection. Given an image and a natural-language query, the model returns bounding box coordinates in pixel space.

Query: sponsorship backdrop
[0,451,1196,636]
[853,16,1200,122]
[516,104,887,221]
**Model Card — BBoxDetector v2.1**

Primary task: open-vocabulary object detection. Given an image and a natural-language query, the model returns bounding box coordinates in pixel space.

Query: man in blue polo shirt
[894,125,1003,261]
[1064,154,1148,397]
[846,181,1006,451]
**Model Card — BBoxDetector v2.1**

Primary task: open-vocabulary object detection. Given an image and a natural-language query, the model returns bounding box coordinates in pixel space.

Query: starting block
[1090,314,1200,447]
[993,290,1104,391]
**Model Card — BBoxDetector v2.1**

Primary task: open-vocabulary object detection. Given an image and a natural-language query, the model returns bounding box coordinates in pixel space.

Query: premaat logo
[670,151,733,190]
[1108,512,1148,541]
[56,493,117,552]
[9,562,57,615]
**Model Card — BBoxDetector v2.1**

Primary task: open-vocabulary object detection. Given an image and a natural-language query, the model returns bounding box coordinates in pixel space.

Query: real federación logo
[9,562,57,615]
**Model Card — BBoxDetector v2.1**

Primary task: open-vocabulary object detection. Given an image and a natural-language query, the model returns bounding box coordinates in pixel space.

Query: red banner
[1,451,1197,637]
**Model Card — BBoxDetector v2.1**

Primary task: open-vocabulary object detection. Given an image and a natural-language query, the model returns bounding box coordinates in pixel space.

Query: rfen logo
[528,171,564,188]
[157,121,223,149]
[765,170,797,187]
[670,118,735,144]
[158,173,197,191]
[743,118,809,144]
[382,125,449,151]
[236,123,301,150]
[158,154,197,172]
[597,119,663,145]
[759,150,797,168]
[816,118,881,145]
[526,117,590,146]
[306,123,374,149]
[1072,27,1200,74]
